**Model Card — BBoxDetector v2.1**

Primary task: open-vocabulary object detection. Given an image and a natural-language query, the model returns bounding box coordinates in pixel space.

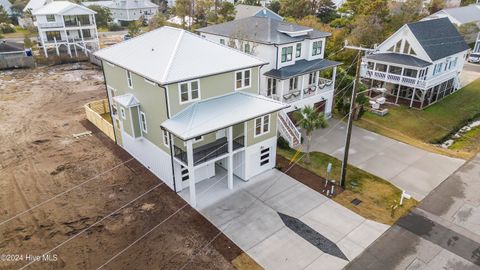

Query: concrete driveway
[345,155,480,270]
[180,167,388,270]
[309,119,465,200]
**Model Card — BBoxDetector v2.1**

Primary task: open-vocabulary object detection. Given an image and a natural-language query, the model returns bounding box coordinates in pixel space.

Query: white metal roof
[113,93,139,108]
[161,92,288,140]
[94,26,267,85]
[23,0,47,12]
[33,1,96,15]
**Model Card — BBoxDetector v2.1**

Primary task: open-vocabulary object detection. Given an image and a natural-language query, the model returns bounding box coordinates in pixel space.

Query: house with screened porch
[197,17,341,148]
[361,18,469,109]
[94,26,288,207]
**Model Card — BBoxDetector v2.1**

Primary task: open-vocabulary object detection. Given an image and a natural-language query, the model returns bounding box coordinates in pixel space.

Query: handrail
[278,110,301,147]
[364,68,458,89]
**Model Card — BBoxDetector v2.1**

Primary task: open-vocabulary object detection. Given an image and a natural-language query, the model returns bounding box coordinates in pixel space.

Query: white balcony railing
[364,69,458,89]
[38,22,64,28]
[281,78,334,104]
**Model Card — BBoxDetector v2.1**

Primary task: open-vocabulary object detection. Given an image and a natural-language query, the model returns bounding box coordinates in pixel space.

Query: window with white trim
[220,38,225,45]
[120,107,126,119]
[179,80,200,103]
[296,43,302,58]
[289,77,298,91]
[244,43,250,53]
[254,115,270,137]
[126,70,133,88]
[235,69,251,90]
[162,130,170,148]
[46,15,55,22]
[260,147,270,166]
[312,41,323,56]
[140,111,147,133]
[281,46,293,62]
[308,72,317,85]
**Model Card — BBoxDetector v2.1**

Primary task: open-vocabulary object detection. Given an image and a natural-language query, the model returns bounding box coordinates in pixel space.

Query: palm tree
[293,106,328,164]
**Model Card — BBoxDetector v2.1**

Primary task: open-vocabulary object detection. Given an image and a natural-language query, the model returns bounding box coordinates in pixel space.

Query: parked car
[467,53,480,63]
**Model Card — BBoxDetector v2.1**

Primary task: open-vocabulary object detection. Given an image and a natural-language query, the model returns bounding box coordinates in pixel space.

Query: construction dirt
[0,63,260,270]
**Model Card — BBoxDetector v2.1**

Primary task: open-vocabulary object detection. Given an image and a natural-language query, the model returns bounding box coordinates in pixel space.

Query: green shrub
[277,136,291,150]
[107,22,122,31]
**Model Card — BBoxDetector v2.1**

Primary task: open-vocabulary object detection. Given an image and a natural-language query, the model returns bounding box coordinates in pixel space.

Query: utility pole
[339,43,372,189]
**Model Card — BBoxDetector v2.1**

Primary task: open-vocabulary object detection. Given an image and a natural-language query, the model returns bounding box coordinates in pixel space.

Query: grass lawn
[3,27,30,39]
[355,78,480,159]
[277,148,417,225]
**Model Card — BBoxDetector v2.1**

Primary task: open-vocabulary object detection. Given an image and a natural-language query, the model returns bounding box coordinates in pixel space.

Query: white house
[361,18,469,109]
[198,17,341,147]
[425,4,480,27]
[32,1,100,57]
[82,0,158,24]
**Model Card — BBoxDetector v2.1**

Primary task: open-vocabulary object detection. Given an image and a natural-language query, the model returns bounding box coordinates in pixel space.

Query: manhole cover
[351,198,362,206]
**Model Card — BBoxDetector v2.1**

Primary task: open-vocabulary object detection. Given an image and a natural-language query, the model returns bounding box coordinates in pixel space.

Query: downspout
[162,85,177,192]
[101,60,118,145]
[274,44,279,70]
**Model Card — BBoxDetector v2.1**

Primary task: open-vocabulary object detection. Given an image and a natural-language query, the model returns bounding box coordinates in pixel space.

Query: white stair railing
[278,111,302,147]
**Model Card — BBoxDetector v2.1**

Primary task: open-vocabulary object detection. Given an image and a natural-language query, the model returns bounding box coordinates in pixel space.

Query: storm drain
[351,198,362,206]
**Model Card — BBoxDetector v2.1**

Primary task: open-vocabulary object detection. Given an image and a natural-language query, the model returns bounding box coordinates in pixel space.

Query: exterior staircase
[278,111,302,148]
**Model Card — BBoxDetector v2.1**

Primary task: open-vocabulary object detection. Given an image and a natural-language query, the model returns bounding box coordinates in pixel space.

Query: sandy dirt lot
[0,63,258,270]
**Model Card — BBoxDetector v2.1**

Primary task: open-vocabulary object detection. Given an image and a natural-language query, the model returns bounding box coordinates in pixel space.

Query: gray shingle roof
[436,5,480,25]
[197,17,331,45]
[264,59,341,80]
[365,53,431,67]
[408,18,469,61]
[235,4,283,21]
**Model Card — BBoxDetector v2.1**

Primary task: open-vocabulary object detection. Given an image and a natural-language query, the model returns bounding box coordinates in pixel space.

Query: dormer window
[281,46,293,63]
[244,43,250,54]
[296,43,302,58]
[46,15,55,22]
[312,41,322,56]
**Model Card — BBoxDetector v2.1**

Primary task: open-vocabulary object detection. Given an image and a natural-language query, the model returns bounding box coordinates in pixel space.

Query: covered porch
[161,91,288,207]
[263,59,341,105]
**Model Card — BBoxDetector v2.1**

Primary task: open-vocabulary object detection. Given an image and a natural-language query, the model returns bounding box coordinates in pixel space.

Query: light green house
[94,26,288,206]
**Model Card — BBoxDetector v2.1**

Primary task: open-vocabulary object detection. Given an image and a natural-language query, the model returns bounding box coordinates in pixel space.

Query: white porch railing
[281,78,334,104]
[38,22,64,28]
[365,69,458,90]
[278,110,301,148]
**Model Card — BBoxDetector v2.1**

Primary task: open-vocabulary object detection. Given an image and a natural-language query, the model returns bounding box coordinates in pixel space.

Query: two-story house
[32,1,99,58]
[361,18,468,109]
[197,17,341,147]
[82,0,158,24]
[94,26,287,207]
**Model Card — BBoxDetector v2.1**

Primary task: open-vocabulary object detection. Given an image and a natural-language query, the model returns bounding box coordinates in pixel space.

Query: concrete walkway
[345,155,480,270]
[309,119,465,200]
[180,167,389,270]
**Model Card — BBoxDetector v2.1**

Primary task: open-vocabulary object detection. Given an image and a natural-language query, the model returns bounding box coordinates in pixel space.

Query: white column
[227,126,233,190]
[186,140,196,207]
[331,66,337,90]
[54,37,59,56]
[300,75,304,100]
[280,80,285,102]
[39,31,48,58]
[410,88,416,108]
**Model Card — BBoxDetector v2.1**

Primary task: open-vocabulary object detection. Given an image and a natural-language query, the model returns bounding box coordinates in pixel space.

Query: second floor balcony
[362,53,459,90]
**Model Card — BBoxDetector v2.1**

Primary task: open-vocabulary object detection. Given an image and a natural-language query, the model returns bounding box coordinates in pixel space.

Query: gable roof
[23,0,47,12]
[0,0,12,14]
[161,91,288,140]
[82,0,158,10]
[113,94,140,108]
[235,4,283,21]
[407,18,469,61]
[94,26,267,85]
[197,17,330,45]
[33,1,96,15]
[430,5,480,25]
[0,40,24,53]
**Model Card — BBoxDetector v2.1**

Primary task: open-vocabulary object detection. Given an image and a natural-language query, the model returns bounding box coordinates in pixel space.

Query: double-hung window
[281,46,293,63]
[296,43,302,58]
[162,130,170,148]
[289,77,298,91]
[126,70,133,88]
[254,115,270,137]
[46,14,55,22]
[179,80,200,103]
[267,78,277,96]
[312,41,323,56]
[235,69,251,90]
[140,111,147,133]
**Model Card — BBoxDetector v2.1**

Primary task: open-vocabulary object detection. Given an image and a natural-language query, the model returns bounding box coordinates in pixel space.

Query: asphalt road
[345,155,480,270]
